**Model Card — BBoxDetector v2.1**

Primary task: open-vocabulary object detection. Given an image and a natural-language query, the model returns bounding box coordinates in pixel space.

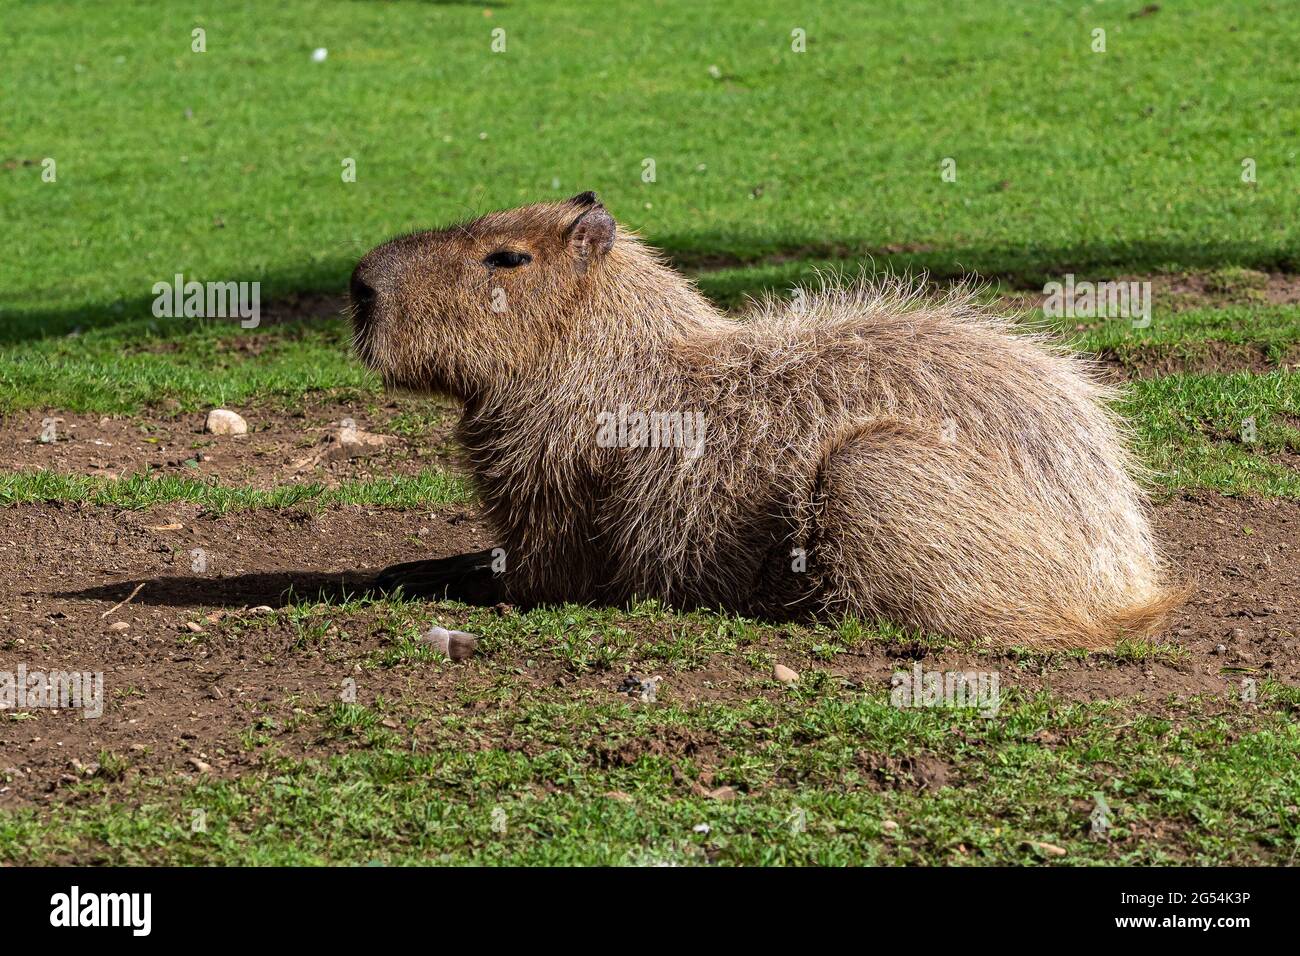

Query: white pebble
[421,625,479,661]
[204,408,247,435]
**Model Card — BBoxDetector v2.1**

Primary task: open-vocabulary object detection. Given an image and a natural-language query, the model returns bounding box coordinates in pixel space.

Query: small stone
[773,664,800,684]
[1213,644,1227,655]
[336,425,392,449]
[187,757,212,773]
[1026,840,1067,857]
[881,819,899,832]
[204,408,248,435]
[380,718,400,729]
[107,621,130,632]
[421,625,479,661]
[183,621,204,634]
[638,676,661,703]
[692,823,711,835]
[249,605,275,615]
[707,786,737,801]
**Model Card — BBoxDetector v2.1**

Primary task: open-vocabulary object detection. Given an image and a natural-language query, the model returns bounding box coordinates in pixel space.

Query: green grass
[0,319,367,414]
[1126,371,1300,496]
[8,597,1283,865]
[0,468,472,512]
[3,679,1296,865]
[1071,304,1300,354]
[2,0,1297,340]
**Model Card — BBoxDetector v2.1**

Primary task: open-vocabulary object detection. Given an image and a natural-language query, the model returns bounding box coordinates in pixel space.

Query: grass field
[1,0,1298,865]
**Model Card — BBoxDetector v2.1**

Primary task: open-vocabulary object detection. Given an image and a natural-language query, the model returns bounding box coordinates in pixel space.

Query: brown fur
[350,193,1182,649]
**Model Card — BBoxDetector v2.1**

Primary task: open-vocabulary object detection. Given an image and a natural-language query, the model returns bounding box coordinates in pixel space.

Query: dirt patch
[0,397,460,489]
[856,752,957,792]
[1151,491,1299,665]
[248,291,348,327]
[1154,270,1300,309]
[1094,341,1300,379]
[0,502,493,806]
[0,491,1296,806]
[677,255,1300,317]
[995,270,1300,315]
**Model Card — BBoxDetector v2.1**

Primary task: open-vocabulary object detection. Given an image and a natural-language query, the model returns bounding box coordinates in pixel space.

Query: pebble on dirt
[1026,840,1067,857]
[618,674,662,702]
[773,663,800,684]
[106,620,130,632]
[289,423,394,470]
[204,408,248,435]
[421,625,479,661]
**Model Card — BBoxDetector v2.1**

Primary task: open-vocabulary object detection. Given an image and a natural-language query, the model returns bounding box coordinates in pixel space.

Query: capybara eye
[483,249,532,269]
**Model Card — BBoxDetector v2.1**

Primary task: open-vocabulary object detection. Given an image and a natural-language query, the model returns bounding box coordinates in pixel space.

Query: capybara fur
[350,192,1181,650]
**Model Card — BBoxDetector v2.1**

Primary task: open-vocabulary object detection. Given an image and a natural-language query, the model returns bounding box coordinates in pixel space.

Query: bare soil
[0,398,459,489]
[1095,341,1300,379]
[996,270,1300,314]
[0,488,1295,806]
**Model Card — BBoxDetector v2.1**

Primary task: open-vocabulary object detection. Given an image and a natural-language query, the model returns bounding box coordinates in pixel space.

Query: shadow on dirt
[55,553,505,610]
[57,572,374,609]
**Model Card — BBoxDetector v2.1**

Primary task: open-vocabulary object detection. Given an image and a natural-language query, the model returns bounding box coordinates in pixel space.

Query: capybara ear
[564,200,616,267]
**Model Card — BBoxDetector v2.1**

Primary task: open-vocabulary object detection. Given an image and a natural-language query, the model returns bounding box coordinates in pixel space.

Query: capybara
[349,192,1180,649]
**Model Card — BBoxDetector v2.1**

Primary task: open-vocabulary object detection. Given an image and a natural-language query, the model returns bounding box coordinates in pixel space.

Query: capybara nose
[350,269,377,326]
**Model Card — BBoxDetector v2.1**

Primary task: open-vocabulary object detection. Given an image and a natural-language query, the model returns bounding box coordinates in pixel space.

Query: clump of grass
[1202,267,1269,297]
[96,750,130,782]
[0,469,473,512]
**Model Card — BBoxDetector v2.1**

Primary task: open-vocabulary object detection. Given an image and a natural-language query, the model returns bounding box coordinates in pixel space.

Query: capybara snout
[349,193,619,395]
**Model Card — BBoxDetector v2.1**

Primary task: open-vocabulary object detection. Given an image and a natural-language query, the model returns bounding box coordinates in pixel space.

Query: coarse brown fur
[350,193,1182,650]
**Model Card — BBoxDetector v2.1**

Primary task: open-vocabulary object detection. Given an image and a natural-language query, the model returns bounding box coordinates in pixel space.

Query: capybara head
[350,191,617,398]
